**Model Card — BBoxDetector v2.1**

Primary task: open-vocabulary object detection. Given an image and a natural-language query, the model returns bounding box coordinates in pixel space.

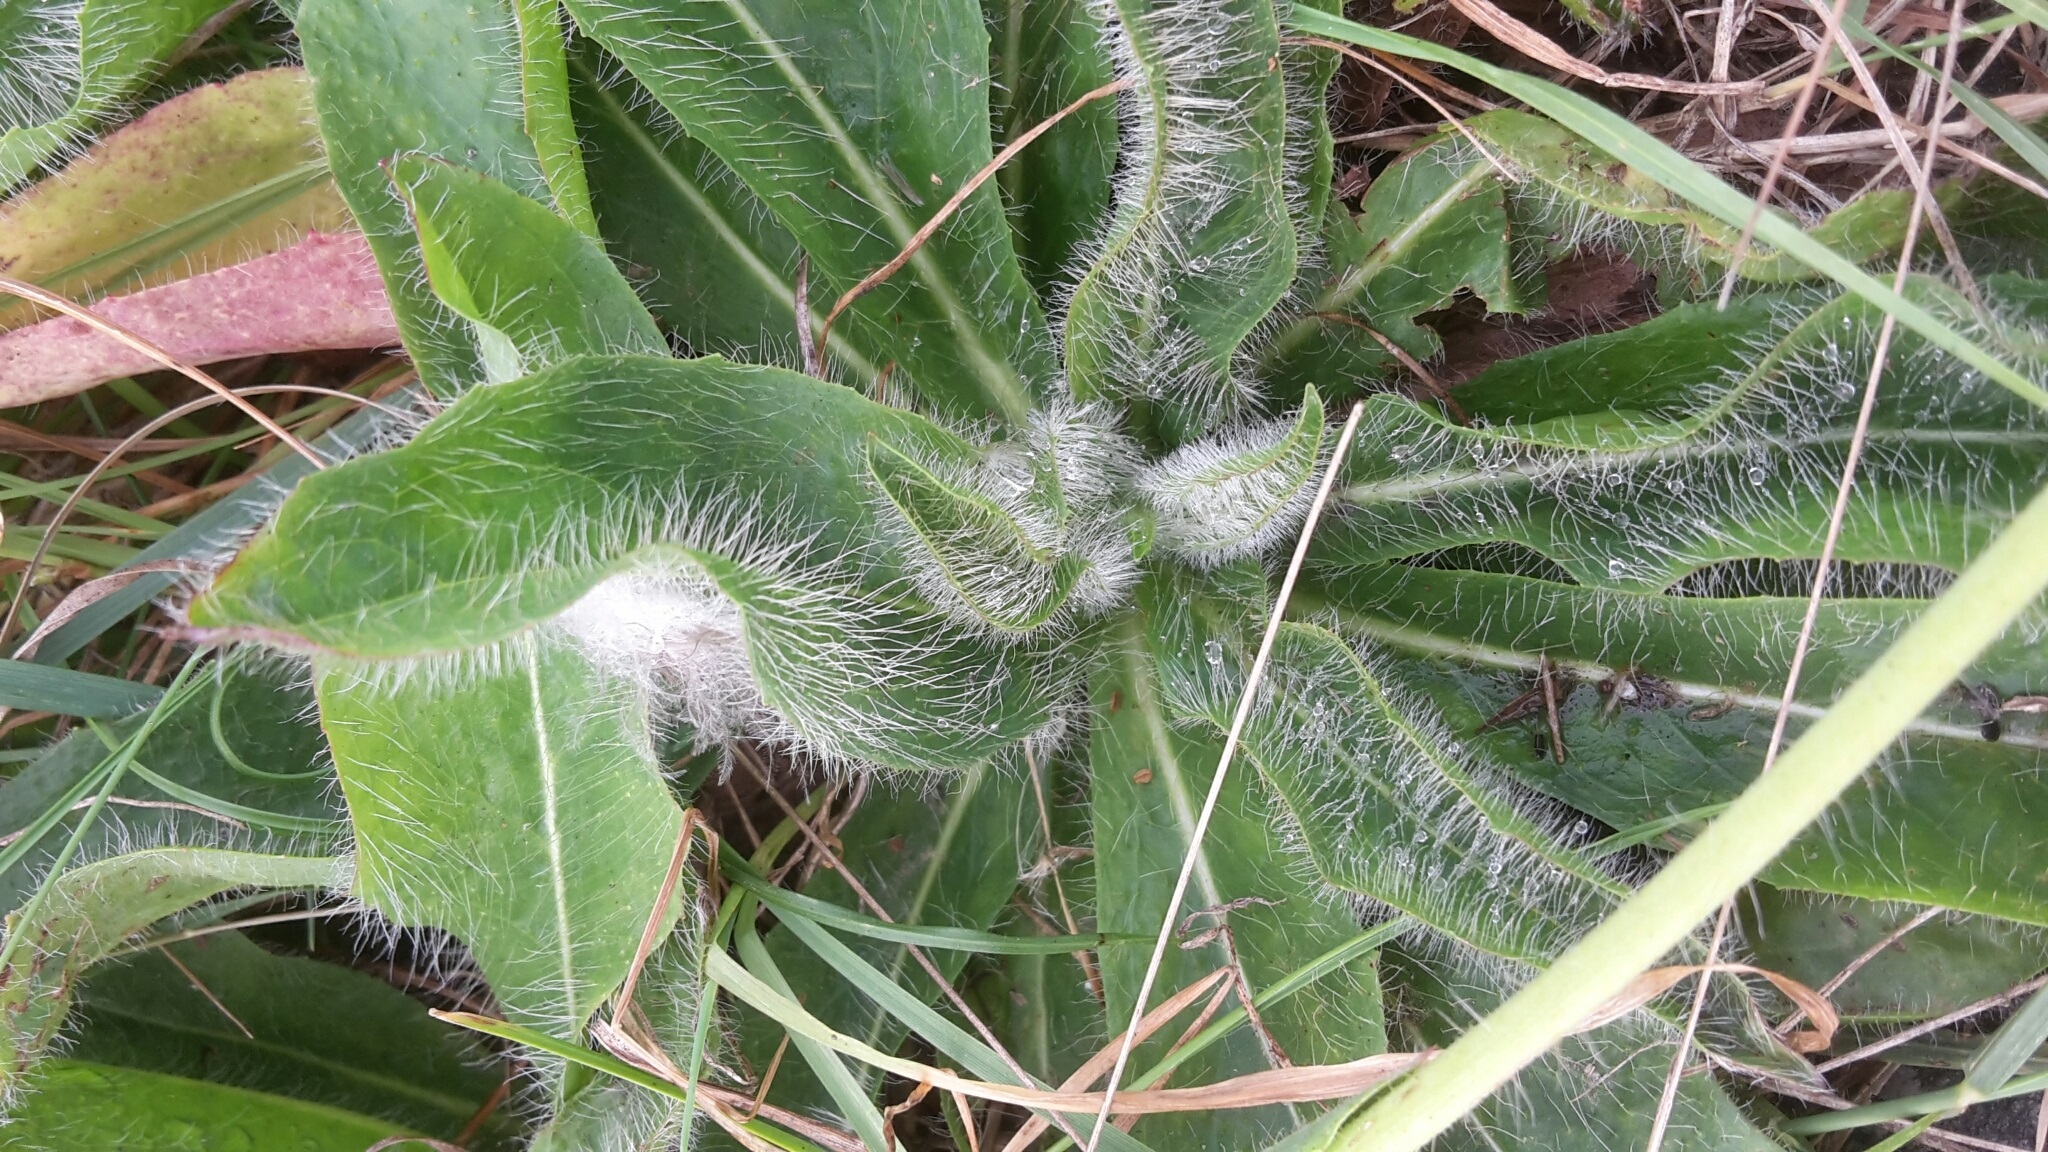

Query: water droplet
[1160,285,1177,302]
[1572,819,1590,836]
[1390,445,1415,462]
[1667,476,1686,495]
[1411,828,1429,844]
[1204,638,1224,668]
[1747,464,1768,485]
[1190,256,1210,273]
[1606,557,1626,579]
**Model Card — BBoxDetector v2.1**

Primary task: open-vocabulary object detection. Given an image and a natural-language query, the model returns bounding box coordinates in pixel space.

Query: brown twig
[1285,39,1509,178]
[813,76,1133,370]
[744,1033,792,1121]
[1310,312,1467,422]
[1539,655,1567,766]
[1818,971,2048,1073]
[158,945,253,1039]
[1444,0,1762,94]
[611,808,703,1028]
[1024,744,1102,1001]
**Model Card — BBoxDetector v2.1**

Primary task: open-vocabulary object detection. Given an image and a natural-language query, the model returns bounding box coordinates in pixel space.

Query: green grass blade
[0,659,161,717]
[1325,477,2048,1152]
[722,851,1114,955]
[733,917,892,1152]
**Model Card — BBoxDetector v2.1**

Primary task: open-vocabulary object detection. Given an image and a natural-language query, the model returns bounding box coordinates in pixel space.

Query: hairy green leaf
[512,0,597,236]
[1090,580,1386,1148]
[987,0,1119,300]
[315,635,683,1035]
[560,0,1054,421]
[1065,0,1295,442]
[192,354,1071,771]
[391,153,662,368]
[1316,287,2048,590]
[1139,387,1326,563]
[1742,889,2048,1024]
[0,849,344,1089]
[567,45,847,371]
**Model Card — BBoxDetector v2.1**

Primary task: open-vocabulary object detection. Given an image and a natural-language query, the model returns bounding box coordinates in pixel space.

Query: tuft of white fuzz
[1138,392,1326,565]
[553,568,768,749]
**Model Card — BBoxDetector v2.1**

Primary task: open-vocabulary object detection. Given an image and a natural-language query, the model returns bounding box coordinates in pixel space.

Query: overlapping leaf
[296,0,547,394]
[1090,578,1386,1148]
[191,354,1071,770]
[560,0,1053,421]
[0,67,347,333]
[73,932,519,1147]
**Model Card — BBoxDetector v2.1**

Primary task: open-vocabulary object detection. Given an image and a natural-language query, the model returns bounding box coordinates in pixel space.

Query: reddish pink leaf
[0,230,399,406]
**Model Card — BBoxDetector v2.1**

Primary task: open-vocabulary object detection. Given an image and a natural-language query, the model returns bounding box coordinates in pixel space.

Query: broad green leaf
[0,67,348,334]
[1139,387,1326,563]
[1090,582,1385,1148]
[567,45,875,376]
[1260,127,1519,386]
[1316,286,2048,590]
[390,153,662,368]
[1065,0,1296,442]
[1306,562,2048,925]
[986,0,1118,299]
[1281,0,1342,264]
[0,849,344,1088]
[1235,621,1623,966]
[315,634,683,1035]
[1304,561,2048,708]
[561,0,1055,422]
[0,0,244,192]
[192,354,1070,771]
[71,932,519,1147]
[297,0,547,395]
[1741,889,2048,1023]
[2,1060,407,1150]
